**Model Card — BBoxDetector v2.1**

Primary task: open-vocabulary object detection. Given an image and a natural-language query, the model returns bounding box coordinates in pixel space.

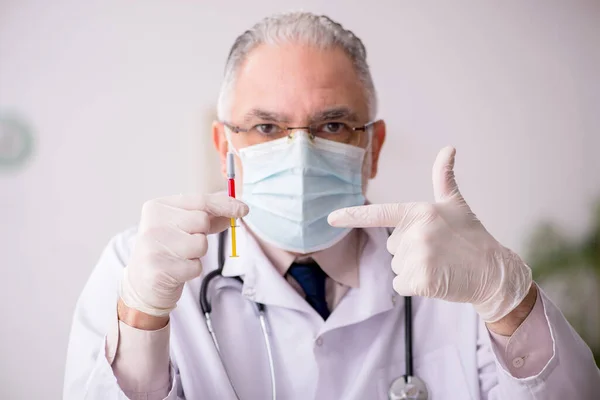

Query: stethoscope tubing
[199,230,425,400]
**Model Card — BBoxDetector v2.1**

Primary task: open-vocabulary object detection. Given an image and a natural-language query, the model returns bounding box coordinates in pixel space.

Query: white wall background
[1,1,599,398]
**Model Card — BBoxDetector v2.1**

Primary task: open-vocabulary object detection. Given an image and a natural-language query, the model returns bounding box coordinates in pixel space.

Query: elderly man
[64,11,599,400]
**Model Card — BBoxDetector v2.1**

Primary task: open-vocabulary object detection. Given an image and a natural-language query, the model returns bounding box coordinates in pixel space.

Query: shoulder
[74,227,140,312]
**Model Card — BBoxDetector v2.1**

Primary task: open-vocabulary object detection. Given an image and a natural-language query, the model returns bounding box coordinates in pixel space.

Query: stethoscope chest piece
[388,375,428,400]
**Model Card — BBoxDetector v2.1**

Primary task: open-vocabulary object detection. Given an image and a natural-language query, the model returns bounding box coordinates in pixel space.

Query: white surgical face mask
[229,130,367,254]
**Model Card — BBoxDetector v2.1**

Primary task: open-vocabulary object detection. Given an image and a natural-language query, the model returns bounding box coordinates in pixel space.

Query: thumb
[432,146,463,203]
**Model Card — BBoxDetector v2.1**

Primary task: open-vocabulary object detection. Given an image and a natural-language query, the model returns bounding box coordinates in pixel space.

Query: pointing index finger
[327,203,411,228]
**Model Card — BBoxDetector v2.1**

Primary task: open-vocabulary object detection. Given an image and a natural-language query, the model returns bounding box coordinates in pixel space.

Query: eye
[320,122,347,134]
[253,124,283,136]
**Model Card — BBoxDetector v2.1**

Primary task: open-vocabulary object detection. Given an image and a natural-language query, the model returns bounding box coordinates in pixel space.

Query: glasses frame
[221,120,376,142]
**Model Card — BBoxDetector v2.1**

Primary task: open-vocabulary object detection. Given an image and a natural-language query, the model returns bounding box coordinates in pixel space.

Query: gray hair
[216,11,377,121]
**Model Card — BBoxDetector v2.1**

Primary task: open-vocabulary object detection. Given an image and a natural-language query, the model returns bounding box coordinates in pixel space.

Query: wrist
[486,283,538,336]
[475,248,533,322]
[120,266,175,317]
[117,298,169,331]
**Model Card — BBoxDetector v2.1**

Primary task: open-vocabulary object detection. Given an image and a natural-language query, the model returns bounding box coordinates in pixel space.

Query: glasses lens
[312,122,363,146]
[228,121,367,147]
[243,123,288,145]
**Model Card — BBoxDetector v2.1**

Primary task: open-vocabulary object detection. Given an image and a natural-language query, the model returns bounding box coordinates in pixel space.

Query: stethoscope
[199,230,429,400]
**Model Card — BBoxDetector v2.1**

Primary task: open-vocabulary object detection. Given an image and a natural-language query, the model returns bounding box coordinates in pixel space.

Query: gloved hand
[120,193,249,317]
[328,147,532,323]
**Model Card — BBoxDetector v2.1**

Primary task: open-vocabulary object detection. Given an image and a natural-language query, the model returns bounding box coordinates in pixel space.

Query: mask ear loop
[363,123,374,174]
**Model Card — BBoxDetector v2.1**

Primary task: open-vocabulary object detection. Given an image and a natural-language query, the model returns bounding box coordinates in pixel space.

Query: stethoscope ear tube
[404,296,413,377]
[200,269,221,314]
[388,296,428,399]
[199,231,229,314]
[200,230,275,400]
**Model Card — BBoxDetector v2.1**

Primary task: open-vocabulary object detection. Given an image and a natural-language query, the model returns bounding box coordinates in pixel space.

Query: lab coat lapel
[320,227,400,335]
[220,224,313,314]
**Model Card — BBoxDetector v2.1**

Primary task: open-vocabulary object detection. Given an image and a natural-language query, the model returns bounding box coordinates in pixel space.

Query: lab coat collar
[219,224,399,326]
[319,226,400,335]
[220,224,314,315]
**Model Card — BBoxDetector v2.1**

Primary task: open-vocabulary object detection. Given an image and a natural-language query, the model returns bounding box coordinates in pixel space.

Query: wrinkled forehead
[229,42,370,124]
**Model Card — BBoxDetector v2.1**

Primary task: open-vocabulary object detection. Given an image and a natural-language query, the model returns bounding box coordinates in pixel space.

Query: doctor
[64,11,599,400]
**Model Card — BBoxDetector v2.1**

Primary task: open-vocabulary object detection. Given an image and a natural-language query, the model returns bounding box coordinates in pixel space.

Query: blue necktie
[287,261,331,320]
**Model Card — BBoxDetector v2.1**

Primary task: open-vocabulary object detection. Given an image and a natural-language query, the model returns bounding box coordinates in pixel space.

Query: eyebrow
[241,106,361,125]
[243,109,292,124]
[309,107,360,124]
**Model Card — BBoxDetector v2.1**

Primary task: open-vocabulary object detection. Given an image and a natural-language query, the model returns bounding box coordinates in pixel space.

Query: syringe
[226,152,238,257]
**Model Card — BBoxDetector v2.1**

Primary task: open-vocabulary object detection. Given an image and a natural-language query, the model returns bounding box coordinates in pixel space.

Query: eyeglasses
[221,120,375,146]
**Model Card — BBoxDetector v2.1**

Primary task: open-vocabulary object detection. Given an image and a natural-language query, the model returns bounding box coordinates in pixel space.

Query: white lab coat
[64,225,600,399]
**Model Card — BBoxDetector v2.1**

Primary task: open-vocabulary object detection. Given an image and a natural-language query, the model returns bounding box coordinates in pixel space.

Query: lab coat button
[244,287,255,297]
[316,337,323,346]
[512,357,525,368]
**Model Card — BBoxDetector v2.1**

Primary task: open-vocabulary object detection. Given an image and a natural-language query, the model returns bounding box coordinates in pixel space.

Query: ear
[369,120,386,179]
[212,121,228,179]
